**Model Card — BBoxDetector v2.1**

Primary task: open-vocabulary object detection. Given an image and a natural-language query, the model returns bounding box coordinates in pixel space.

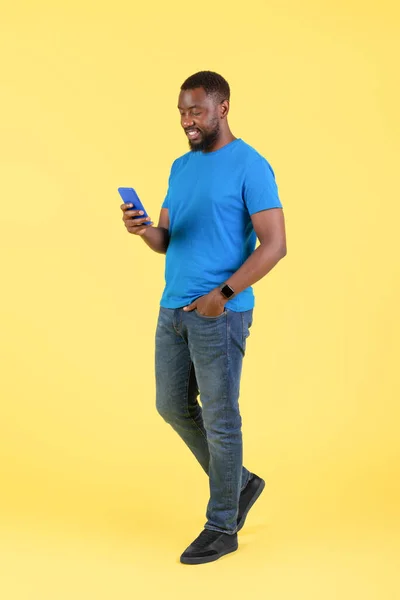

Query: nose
[181,115,195,129]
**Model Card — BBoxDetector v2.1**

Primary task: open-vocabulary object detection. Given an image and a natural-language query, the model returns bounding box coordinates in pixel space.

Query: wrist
[219,282,235,300]
[210,288,227,303]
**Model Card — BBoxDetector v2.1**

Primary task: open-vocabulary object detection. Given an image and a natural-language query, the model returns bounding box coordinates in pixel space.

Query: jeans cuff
[204,525,237,535]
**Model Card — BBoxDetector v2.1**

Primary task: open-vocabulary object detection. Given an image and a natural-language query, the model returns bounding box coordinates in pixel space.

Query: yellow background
[1,0,399,597]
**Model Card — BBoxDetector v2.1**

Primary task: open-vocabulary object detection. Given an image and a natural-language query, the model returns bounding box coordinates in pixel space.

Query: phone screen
[118,187,152,225]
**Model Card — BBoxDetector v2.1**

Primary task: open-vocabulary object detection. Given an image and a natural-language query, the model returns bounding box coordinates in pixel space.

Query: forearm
[225,243,286,296]
[141,226,169,254]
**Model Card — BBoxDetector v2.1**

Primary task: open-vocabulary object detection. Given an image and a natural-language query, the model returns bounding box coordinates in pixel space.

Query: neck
[203,130,236,153]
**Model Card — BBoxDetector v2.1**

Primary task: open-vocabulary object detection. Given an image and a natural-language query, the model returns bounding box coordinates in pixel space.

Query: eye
[192,112,201,116]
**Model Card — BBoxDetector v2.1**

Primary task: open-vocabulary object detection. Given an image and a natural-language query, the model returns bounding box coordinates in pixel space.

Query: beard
[188,119,220,152]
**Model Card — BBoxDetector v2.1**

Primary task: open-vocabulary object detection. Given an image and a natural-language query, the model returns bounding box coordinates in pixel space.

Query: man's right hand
[121,203,153,236]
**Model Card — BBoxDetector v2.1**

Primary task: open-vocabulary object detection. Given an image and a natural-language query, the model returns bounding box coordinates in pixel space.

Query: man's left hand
[183,288,227,317]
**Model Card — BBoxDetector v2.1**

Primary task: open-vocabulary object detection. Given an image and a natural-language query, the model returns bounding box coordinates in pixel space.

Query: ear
[219,99,230,119]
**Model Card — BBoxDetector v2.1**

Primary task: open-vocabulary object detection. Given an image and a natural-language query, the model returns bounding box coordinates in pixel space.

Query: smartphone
[118,187,153,226]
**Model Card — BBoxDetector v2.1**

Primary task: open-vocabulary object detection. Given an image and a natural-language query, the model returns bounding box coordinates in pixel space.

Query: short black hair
[180,71,230,104]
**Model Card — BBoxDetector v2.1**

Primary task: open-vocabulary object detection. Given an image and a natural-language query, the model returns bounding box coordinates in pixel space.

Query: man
[121,71,287,565]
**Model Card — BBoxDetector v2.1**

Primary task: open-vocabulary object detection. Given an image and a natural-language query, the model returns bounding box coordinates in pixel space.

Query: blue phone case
[118,187,152,225]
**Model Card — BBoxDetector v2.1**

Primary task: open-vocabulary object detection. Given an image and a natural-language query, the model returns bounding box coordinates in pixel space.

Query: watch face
[221,284,234,299]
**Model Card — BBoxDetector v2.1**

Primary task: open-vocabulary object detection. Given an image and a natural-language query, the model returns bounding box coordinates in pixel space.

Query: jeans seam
[226,310,234,516]
[184,361,209,444]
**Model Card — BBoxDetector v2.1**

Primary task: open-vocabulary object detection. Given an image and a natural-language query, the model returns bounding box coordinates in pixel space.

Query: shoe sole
[180,542,238,565]
[236,477,266,532]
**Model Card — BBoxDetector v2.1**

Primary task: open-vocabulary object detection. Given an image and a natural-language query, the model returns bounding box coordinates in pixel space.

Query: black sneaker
[180,529,238,565]
[237,473,265,532]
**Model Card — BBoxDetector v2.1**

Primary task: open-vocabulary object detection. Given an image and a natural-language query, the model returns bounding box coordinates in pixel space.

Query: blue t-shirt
[160,138,283,312]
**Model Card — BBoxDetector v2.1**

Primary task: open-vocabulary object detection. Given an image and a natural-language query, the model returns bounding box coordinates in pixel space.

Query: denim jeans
[155,305,254,535]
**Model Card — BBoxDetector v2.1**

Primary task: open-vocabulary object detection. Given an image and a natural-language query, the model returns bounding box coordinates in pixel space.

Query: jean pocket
[194,308,227,319]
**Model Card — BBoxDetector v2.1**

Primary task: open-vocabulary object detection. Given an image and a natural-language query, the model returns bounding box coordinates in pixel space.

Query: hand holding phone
[118,187,153,235]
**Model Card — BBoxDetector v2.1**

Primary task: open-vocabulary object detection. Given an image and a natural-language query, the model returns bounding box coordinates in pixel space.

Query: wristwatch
[220,283,235,299]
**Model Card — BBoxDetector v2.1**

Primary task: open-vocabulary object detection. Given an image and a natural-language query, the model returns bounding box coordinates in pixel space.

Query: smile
[186,129,200,140]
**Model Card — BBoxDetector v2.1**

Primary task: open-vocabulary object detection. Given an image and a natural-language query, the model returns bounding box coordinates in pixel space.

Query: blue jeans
[155,305,254,535]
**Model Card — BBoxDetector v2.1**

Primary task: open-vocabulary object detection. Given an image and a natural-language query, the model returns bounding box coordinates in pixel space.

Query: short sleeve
[161,159,178,209]
[161,192,169,209]
[243,156,283,215]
